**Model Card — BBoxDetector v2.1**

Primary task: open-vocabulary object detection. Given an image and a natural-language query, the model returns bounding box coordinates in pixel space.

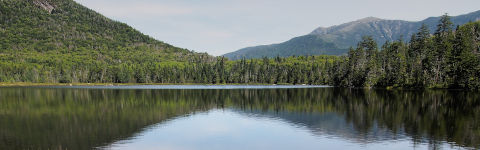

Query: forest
[0,6,479,89]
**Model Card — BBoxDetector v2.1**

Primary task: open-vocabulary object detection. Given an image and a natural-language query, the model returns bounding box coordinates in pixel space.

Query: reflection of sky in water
[1,87,477,150]
[105,109,458,150]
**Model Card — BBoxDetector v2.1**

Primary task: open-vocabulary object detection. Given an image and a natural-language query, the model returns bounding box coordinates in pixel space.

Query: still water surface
[0,86,479,150]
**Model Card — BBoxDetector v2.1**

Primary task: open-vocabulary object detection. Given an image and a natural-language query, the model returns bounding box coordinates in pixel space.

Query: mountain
[0,0,211,83]
[224,35,347,59]
[0,0,206,63]
[224,10,480,60]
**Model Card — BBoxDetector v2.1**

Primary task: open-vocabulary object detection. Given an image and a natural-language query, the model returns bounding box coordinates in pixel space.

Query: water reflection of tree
[0,88,216,150]
[0,88,478,149]
[221,88,480,149]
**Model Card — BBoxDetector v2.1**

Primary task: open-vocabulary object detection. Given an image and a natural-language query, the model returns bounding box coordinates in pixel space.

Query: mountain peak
[356,17,382,22]
[310,17,385,35]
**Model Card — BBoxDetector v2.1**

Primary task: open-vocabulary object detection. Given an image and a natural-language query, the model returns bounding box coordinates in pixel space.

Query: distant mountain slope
[225,35,347,60]
[224,10,480,60]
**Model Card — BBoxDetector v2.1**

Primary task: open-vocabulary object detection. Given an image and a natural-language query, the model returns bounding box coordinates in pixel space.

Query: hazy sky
[74,0,480,56]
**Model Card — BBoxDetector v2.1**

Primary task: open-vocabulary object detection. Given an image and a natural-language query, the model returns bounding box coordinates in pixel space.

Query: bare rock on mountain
[33,0,55,13]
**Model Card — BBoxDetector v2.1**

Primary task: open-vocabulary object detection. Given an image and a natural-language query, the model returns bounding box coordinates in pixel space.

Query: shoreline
[0,82,299,87]
[0,83,473,90]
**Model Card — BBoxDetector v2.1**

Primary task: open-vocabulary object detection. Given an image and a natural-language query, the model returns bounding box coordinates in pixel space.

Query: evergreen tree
[432,14,454,86]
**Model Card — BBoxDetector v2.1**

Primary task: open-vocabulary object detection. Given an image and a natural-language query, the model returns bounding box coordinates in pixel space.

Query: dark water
[0,86,479,150]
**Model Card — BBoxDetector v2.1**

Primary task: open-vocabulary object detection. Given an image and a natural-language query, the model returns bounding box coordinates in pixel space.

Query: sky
[74,0,480,56]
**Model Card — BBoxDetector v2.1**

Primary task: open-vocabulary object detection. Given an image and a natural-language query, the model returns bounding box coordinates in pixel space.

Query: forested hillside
[0,0,211,83]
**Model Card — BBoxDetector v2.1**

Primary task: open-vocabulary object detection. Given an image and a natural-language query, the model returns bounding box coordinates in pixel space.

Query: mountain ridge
[224,10,480,60]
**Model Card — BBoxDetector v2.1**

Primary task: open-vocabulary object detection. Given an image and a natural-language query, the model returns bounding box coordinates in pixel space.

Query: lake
[0,86,478,150]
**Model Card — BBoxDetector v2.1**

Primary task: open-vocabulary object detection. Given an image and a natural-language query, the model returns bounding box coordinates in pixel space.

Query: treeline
[0,53,337,85]
[0,14,479,89]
